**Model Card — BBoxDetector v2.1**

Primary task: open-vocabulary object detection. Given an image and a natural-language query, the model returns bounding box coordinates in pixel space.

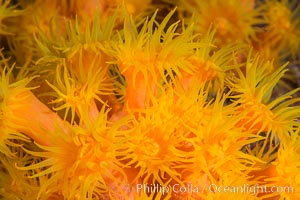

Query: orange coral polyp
[181,58,222,90]
[268,4,291,30]
[16,110,129,199]
[10,90,68,145]
[136,127,169,160]
[122,70,158,109]
[257,0,300,57]
[2,2,300,199]
[179,0,259,46]
[119,99,191,186]
[117,50,164,109]
[236,99,275,132]
[0,66,68,146]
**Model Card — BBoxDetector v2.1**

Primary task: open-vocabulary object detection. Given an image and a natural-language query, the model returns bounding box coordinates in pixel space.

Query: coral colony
[1,0,300,199]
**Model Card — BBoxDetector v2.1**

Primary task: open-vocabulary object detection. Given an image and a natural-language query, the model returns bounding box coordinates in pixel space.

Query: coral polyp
[0,0,300,199]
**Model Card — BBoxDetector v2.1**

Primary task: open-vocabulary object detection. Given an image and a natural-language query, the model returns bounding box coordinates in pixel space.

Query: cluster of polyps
[0,0,300,199]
